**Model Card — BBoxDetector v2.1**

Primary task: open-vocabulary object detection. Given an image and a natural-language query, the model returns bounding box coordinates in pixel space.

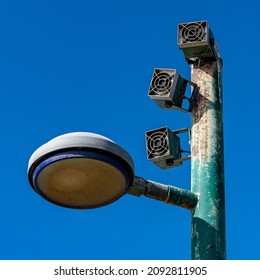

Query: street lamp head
[28,132,134,209]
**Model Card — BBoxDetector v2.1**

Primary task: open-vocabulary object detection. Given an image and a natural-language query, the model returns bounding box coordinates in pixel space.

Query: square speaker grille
[148,69,178,98]
[146,127,170,160]
[178,21,208,47]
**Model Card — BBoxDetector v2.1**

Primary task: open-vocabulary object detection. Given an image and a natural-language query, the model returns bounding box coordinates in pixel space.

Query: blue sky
[0,0,259,260]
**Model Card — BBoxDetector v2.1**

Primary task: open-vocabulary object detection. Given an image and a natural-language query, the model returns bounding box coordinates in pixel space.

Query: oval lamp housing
[28,132,134,209]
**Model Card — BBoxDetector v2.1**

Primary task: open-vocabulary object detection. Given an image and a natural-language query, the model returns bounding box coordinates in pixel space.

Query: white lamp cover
[28,132,134,209]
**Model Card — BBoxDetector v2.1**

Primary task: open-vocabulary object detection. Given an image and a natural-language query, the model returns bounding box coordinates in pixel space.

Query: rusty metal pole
[190,58,226,259]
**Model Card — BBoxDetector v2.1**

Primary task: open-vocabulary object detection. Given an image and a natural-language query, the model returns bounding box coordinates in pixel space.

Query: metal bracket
[127,176,146,197]
[186,57,202,67]
[177,80,198,113]
[187,81,198,111]
[171,127,191,166]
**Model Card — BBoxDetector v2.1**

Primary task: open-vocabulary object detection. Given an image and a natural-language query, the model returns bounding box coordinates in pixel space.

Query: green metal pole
[191,58,226,259]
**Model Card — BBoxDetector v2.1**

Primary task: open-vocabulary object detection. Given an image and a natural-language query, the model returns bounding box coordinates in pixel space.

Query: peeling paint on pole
[191,59,226,260]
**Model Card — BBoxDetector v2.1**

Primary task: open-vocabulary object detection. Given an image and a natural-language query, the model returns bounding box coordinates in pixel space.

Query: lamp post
[190,60,226,259]
[176,21,226,259]
[27,20,226,260]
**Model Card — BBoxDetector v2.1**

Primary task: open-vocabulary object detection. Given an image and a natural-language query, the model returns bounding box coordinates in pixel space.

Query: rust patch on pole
[191,61,223,162]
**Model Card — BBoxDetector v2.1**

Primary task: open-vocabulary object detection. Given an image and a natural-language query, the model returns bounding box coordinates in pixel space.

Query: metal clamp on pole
[128,176,199,210]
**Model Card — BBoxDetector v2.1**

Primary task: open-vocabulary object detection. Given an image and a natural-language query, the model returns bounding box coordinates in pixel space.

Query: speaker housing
[178,20,218,61]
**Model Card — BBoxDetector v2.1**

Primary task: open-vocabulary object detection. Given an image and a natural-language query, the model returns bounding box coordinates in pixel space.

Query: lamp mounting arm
[127,176,199,210]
